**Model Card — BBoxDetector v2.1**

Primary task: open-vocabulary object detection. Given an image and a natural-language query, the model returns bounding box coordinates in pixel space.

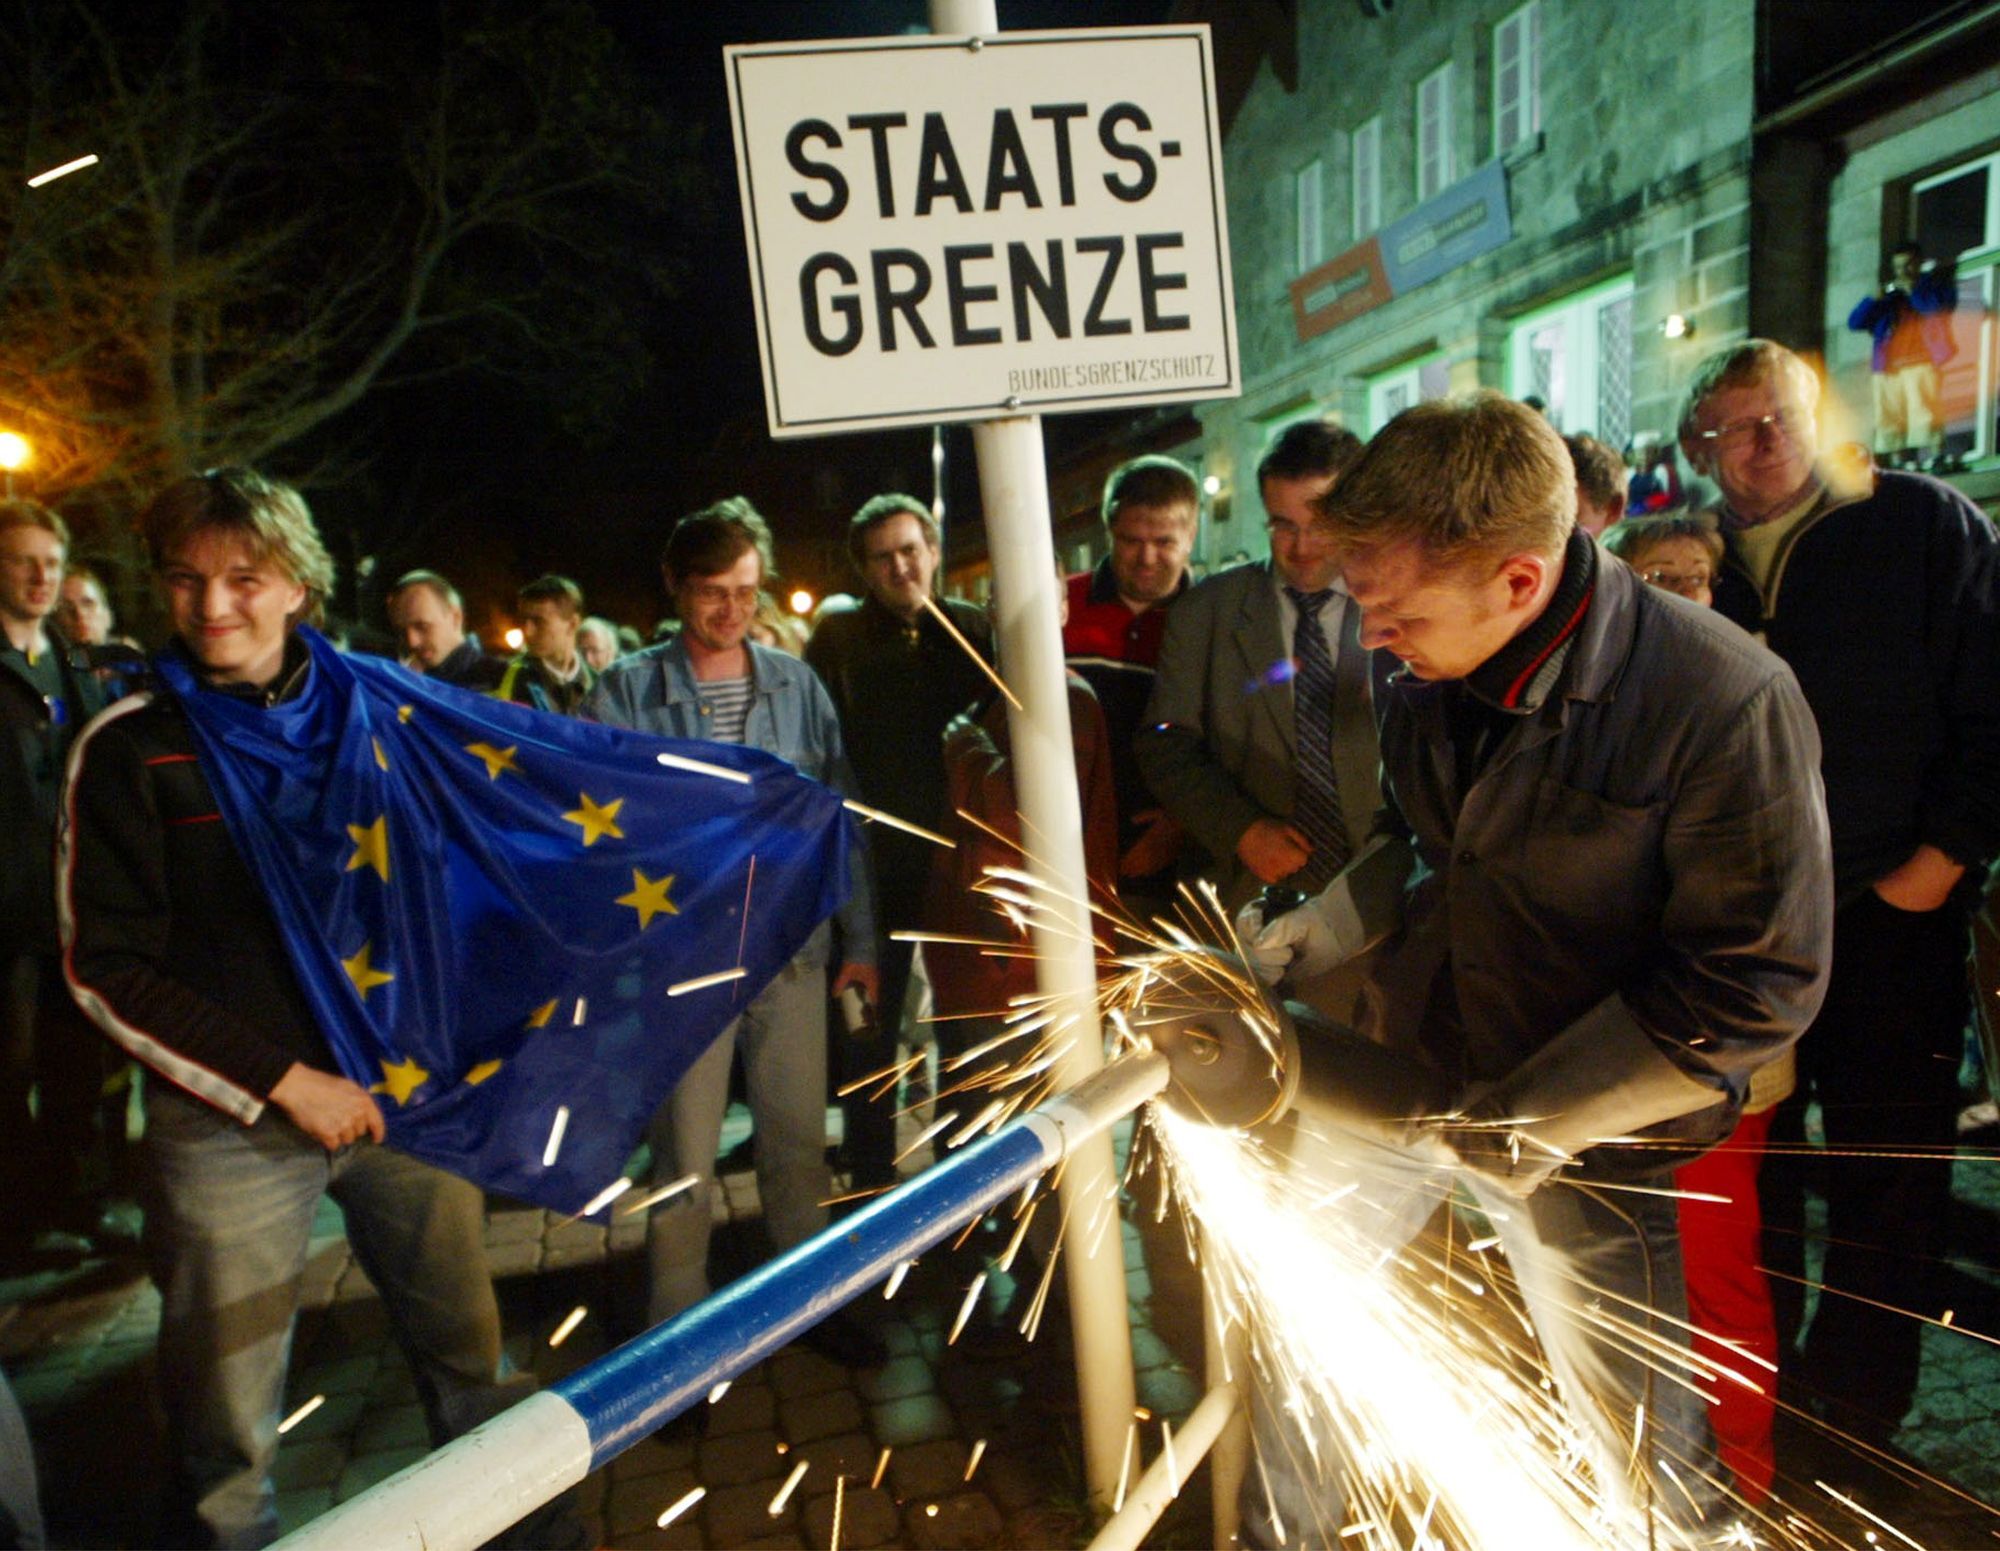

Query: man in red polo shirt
[1062,455,1197,919]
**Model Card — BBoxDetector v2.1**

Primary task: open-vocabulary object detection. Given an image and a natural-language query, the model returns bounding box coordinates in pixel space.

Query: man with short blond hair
[1682,337,2000,1456]
[1243,390,1830,1532]
[61,469,524,1545]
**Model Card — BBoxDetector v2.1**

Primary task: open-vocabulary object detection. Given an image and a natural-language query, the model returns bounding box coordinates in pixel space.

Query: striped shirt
[697,675,753,744]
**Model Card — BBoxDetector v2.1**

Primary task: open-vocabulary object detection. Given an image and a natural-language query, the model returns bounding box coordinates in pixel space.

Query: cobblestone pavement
[4,1110,1999,1548]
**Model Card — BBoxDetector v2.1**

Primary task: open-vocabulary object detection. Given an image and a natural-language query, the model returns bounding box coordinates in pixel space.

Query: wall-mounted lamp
[1661,313,1695,340]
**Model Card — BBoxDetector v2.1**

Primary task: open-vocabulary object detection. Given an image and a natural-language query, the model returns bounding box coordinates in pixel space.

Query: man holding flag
[61,470,859,1543]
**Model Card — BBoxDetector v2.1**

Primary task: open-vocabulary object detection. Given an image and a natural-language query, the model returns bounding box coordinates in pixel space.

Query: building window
[1416,63,1454,202]
[1367,357,1452,436]
[1353,116,1381,237]
[1909,148,2000,464]
[1506,276,1635,446]
[1296,158,1325,273]
[1493,1,1541,157]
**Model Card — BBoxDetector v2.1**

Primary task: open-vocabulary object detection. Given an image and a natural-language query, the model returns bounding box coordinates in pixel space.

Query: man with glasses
[588,499,885,1366]
[1137,418,1377,914]
[1681,338,2000,1470]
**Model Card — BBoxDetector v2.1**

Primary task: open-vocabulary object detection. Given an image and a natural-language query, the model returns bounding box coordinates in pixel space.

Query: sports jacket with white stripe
[61,653,330,1126]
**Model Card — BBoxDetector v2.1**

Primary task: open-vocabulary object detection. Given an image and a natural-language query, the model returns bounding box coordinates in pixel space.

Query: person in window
[1847,241,1957,470]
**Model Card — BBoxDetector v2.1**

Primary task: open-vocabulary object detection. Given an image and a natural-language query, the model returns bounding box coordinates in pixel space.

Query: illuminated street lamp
[0,430,29,498]
[787,588,813,616]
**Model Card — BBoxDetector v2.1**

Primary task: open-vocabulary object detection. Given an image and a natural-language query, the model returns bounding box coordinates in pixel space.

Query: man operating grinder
[1240,392,1831,1531]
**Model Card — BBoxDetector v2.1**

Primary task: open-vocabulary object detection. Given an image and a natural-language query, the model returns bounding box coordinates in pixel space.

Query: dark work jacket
[428,638,507,693]
[1367,558,1831,1160]
[1,628,106,957]
[60,647,333,1125]
[804,593,994,915]
[1710,469,2000,904]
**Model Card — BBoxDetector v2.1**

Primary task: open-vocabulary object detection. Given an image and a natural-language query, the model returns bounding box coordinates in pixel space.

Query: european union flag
[151,628,854,1215]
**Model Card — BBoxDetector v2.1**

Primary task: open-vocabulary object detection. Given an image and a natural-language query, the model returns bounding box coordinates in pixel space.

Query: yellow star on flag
[397,704,414,724]
[563,793,625,848]
[616,869,679,929]
[342,942,394,999]
[463,1059,503,1086]
[525,999,558,1030]
[372,737,389,772]
[465,741,519,781]
[371,1055,430,1106]
[345,815,390,883]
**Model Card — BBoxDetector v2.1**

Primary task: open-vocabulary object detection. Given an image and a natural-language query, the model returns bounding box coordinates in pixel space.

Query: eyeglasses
[690,584,759,609]
[1693,406,1809,448]
[1640,566,1714,596]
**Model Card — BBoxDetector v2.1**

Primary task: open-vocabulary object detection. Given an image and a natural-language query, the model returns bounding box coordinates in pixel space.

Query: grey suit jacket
[1135,560,1381,911]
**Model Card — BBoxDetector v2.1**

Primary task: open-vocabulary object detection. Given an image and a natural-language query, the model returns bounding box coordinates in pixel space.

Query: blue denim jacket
[584,639,875,969]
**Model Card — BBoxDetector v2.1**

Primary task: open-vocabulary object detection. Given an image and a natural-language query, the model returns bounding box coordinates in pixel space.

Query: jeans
[1241,1126,1718,1546]
[142,1086,515,1549]
[647,955,830,1323]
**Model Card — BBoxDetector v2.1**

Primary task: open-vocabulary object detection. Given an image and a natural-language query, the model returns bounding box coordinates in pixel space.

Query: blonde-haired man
[62,469,527,1546]
[1240,392,1832,1530]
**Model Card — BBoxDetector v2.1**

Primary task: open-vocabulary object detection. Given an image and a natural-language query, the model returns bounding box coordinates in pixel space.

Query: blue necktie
[1286,587,1349,891]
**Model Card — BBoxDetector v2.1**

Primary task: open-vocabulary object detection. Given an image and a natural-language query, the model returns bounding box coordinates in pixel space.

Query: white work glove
[1233,883,1367,988]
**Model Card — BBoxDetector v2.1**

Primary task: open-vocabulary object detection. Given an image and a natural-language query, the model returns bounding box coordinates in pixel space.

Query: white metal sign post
[728,11,1236,1510]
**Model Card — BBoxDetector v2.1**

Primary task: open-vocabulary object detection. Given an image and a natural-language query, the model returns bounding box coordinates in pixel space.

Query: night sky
[336,2,1174,645]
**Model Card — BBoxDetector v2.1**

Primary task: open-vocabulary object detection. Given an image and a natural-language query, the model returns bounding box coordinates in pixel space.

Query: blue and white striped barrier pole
[274,1049,1170,1551]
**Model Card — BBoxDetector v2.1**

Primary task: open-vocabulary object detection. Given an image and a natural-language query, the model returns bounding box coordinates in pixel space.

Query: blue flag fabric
[151,628,854,1215]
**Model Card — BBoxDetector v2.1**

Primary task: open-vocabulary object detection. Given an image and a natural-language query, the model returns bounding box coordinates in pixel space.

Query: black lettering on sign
[915,112,974,216]
[1076,236,1131,336]
[1136,234,1189,332]
[944,244,1001,345]
[846,112,908,219]
[1007,241,1069,340]
[983,109,1041,210]
[800,253,861,356]
[871,249,936,351]
[785,120,847,222]
[1099,104,1157,203]
[1030,103,1087,207]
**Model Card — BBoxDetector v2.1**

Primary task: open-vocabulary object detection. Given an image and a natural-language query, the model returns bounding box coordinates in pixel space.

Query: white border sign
[725,27,1239,439]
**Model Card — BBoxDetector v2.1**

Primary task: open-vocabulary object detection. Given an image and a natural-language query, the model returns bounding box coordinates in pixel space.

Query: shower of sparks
[948,1271,987,1345]
[547,1306,587,1348]
[571,997,588,1025]
[1161,1418,1180,1498]
[964,1439,987,1480]
[871,1447,891,1490]
[768,1458,810,1515]
[854,810,1969,1551]
[541,1106,569,1167]
[882,1260,913,1301]
[668,967,748,997]
[276,1395,324,1434]
[920,593,1022,708]
[733,857,757,996]
[708,1381,731,1405]
[830,1473,846,1551]
[621,1172,700,1215]
[841,798,954,849]
[655,750,751,783]
[577,1177,633,1218]
[656,1487,704,1527]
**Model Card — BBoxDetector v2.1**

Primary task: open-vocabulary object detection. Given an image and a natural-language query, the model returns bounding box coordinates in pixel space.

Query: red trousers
[1675,1106,1778,1504]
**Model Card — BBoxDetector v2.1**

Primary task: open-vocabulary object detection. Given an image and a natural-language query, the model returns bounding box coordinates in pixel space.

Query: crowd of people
[1,332,1995,1546]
